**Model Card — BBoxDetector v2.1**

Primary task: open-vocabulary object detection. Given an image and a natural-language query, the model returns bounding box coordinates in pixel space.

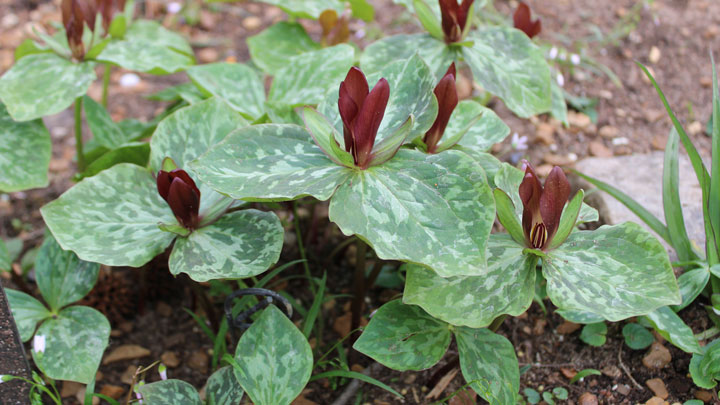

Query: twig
[617,344,644,391]
[330,362,384,405]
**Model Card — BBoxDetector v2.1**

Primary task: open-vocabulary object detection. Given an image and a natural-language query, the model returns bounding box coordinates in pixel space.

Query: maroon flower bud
[513,2,541,39]
[519,161,570,250]
[338,67,390,169]
[62,0,97,60]
[96,0,124,32]
[424,63,459,153]
[439,0,473,43]
[157,169,201,230]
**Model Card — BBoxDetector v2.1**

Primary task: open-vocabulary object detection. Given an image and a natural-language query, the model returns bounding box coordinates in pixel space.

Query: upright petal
[338,82,359,153]
[342,67,369,108]
[353,78,390,168]
[513,2,541,38]
[519,162,543,237]
[539,166,570,239]
[167,178,200,229]
[457,0,474,31]
[424,65,458,153]
[170,169,200,198]
[439,0,460,41]
[157,170,172,201]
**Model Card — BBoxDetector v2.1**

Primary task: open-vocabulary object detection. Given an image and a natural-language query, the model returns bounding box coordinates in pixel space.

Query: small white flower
[119,73,141,88]
[612,137,629,146]
[167,2,182,14]
[159,364,168,381]
[570,54,581,65]
[33,335,46,354]
[355,28,366,39]
[511,132,528,151]
[0,375,6,384]
[556,72,565,87]
[548,47,558,60]
[567,152,578,162]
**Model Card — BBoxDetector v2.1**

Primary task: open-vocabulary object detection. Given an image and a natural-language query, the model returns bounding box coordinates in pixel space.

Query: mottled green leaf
[150,97,248,218]
[448,100,510,153]
[247,22,320,75]
[191,124,353,201]
[33,306,110,383]
[169,210,283,281]
[79,142,150,179]
[543,223,681,321]
[269,45,354,107]
[549,190,584,249]
[353,300,451,371]
[0,239,9,271]
[577,202,599,224]
[452,147,502,188]
[550,81,568,126]
[360,34,455,79]
[0,53,94,121]
[321,53,439,143]
[643,306,702,354]
[579,322,607,346]
[206,366,244,405]
[403,234,536,327]
[493,162,525,218]
[493,189,525,245]
[0,102,51,192]
[349,0,374,21]
[455,327,519,404]
[622,323,654,350]
[41,164,176,267]
[5,289,50,342]
[136,380,202,405]
[690,339,720,389]
[148,82,207,104]
[97,20,194,74]
[674,266,710,311]
[329,149,494,277]
[302,107,354,167]
[249,0,343,19]
[462,27,551,117]
[35,234,100,312]
[233,305,312,405]
[554,309,604,325]
[187,63,265,120]
[83,95,125,149]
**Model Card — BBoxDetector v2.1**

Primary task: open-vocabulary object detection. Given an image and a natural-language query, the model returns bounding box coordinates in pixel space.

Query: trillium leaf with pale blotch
[403,233,537,328]
[359,34,456,80]
[0,53,95,121]
[136,380,202,405]
[33,306,110,384]
[437,100,509,153]
[248,22,320,75]
[5,289,51,342]
[233,305,312,405]
[245,0,343,19]
[543,222,681,321]
[206,366,244,405]
[187,63,265,120]
[353,300,451,371]
[642,306,702,354]
[0,239,9,272]
[0,102,51,192]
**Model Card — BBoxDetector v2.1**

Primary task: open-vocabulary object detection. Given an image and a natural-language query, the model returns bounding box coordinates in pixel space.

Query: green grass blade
[709,53,720,263]
[303,272,326,338]
[183,308,215,342]
[310,369,403,398]
[663,128,698,261]
[254,259,306,289]
[212,318,228,370]
[569,369,601,384]
[573,170,671,244]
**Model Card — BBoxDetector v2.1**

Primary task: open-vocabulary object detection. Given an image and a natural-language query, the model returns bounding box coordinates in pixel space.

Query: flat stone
[156,301,173,317]
[579,392,599,405]
[61,381,84,398]
[646,378,669,399]
[646,396,667,405]
[599,125,619,139]
[643,342,672,369]
[568,111,592,129]
[576,153,706,259]
[161,351,181,368]
[589,141,613,157]
[99,384,125,399]
[695,389,713,402]
[601,365,622,379]
[616,384,631,395]
[103,344,151,364]
[187,350,209,373]
[556,320,581,334]
[535,123,555,145]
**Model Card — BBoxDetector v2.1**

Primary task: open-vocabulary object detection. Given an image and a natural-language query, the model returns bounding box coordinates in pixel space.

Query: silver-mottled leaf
[455,327,519,404]
[329,149,494,277]
[674,266,710,311]
[0,53,94,121]
[643,306,702,354]
[206,366,244,405]
[359,34,455,79]
[403,234,536,327]
[320,53,439,143]
[353,299,451,371]
[247,22,320,75]
[233,305,312,405]
[191,124,353,201]
[446,100,510,152]
[83,95,126,149]
[79,141,150,179]
[41,164,176,267]
[187,63,265,120]
[6,288,50,342]
[251,0,343,19]
[35,234,99,312]
[0,239,9,271]
[137,380,202,405]
[550,81,568,126]
[268,45,354,107]
[169,210,283,281]
[33,306,110,384]
[150,97,248,217]
[0,102,51,191]
[462,27,552,118]
[554,309,604,324]
[452,147,502,188]
[543,223,682,321]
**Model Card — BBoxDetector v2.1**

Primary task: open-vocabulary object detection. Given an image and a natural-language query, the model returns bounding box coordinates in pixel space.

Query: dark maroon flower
[157,169,201,230]
[338,67,390,169]
[62,0,92,60]
[424,63,459,153]
[519,161,570,250]
[439,0,473,43]
[96,0,126,32]
[513,2,541,39]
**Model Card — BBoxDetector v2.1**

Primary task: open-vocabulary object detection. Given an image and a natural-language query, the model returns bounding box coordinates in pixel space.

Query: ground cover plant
[0,0,718,404]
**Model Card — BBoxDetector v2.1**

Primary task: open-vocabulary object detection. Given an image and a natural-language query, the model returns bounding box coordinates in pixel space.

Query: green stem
[101,63,111,108]
[293,201,316,296]
[350,239,367,338]
[488,314,507,332]
[74,97,85,171]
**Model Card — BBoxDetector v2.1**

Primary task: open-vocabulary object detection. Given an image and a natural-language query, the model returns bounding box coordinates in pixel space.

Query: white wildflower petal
[556,72,565,87]
[33,335,46,354]
[548,47,558,60]
[570,54,581,65]
[167,2,182,14]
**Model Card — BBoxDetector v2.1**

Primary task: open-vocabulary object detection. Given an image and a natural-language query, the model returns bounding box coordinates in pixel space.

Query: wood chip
[102,345,151,364]
[425,367,459,400]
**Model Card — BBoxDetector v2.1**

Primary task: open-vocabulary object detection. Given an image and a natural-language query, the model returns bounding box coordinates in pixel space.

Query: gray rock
[575,152,706,259]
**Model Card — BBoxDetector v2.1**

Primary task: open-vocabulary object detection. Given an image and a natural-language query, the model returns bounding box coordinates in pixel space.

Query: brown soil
[1,0,719,404]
